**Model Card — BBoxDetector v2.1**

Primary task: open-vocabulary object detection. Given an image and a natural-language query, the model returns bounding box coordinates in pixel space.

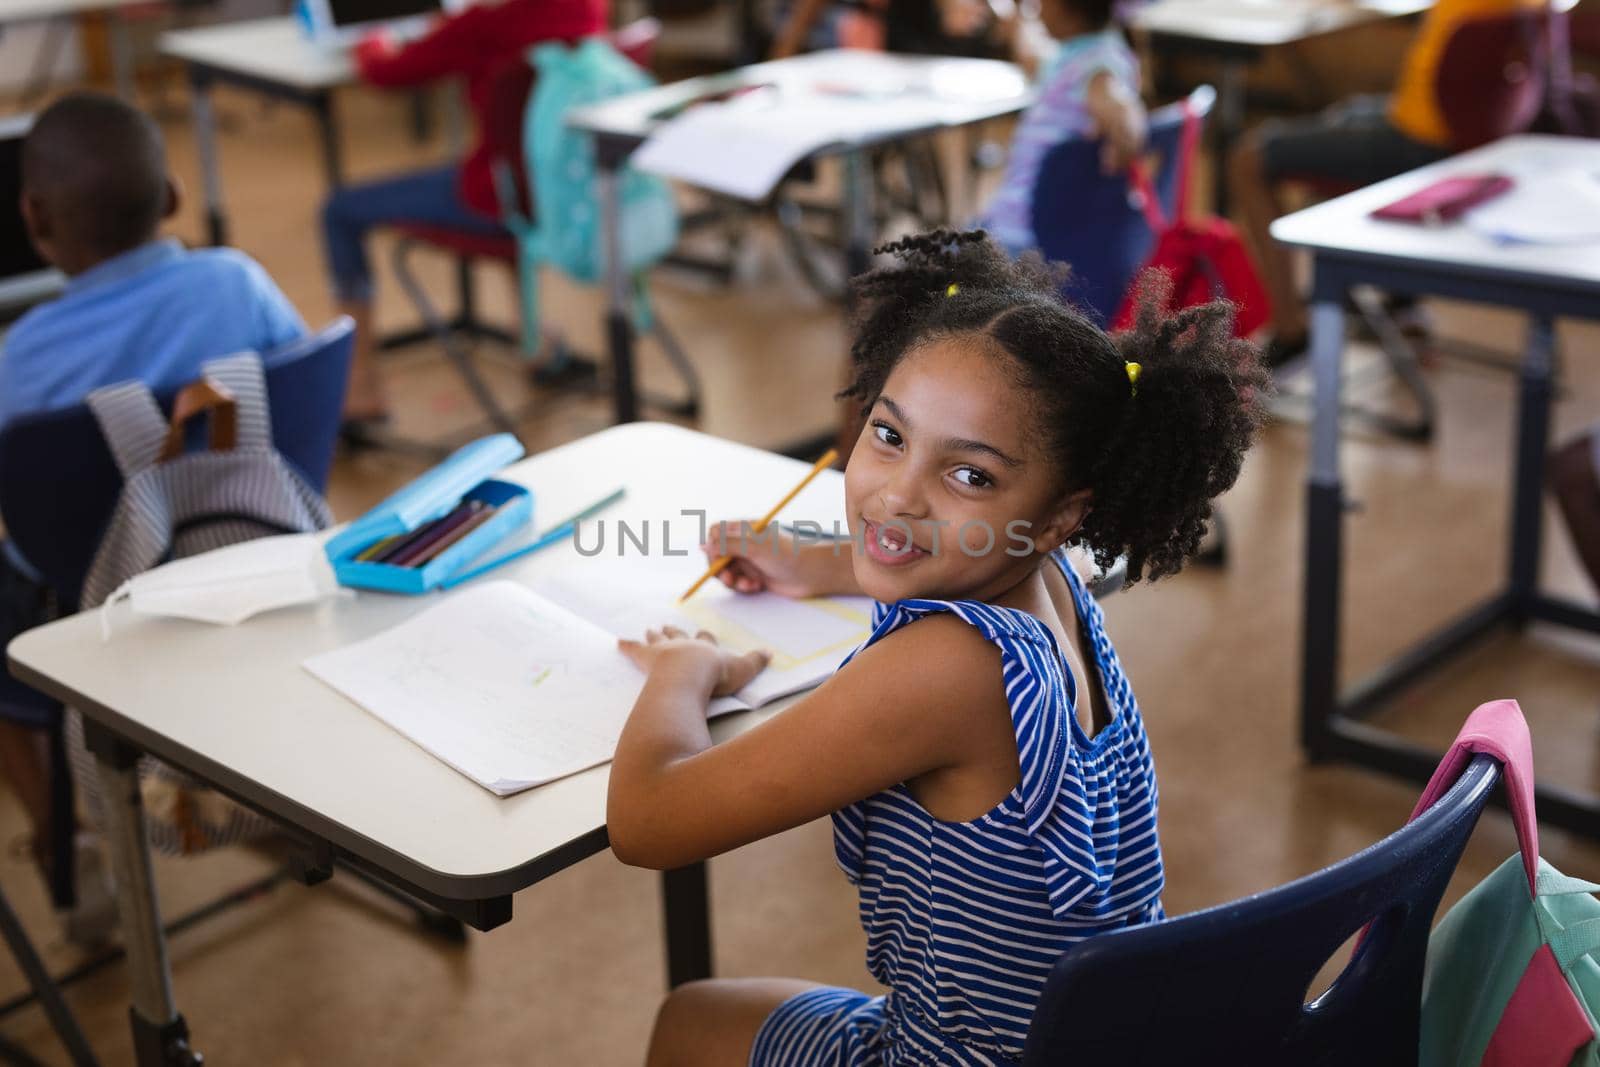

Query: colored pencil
[439,487,627,590]
[678,449,837,603]
[390,500,489,568]
[373,501,477,565]
[356,533,404,562]
[406,503,498,568]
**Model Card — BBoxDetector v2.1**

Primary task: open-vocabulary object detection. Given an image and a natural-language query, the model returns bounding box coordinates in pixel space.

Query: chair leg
[390,238,522,442]
[1348,286,1437,443]
[46,719,76,911]
[634,280,701,419]
[0,883,100,1067]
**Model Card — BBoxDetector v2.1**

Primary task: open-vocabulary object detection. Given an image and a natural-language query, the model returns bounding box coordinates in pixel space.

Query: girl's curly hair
[839,228,1271,585]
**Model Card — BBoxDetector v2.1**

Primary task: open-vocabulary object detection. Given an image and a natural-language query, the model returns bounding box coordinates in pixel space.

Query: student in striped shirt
[608,229,1266,1067]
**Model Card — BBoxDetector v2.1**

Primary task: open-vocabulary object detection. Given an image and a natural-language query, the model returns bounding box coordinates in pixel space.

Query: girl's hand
[618,626,771,698]
[704,520,823,598]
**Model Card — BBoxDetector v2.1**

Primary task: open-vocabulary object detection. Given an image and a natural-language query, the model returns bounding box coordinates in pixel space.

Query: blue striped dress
[749,549,1165,1067]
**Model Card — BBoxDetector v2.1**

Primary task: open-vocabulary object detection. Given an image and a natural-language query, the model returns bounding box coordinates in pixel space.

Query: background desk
[1130,0,1430,209]
[1272,134,1600,837]
[1,0,145,101]
[159,18,354,248]
[566,48,1033,425]
[9,422,849,1067]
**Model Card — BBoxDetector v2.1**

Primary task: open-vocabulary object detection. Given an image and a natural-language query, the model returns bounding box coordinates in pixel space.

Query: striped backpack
[70,351,330,855]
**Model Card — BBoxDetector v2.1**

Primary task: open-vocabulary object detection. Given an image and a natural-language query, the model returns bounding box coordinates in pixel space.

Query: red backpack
[1111,103,1271,338]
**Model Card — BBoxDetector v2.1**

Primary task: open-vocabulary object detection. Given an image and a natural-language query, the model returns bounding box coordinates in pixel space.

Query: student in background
[607,230,1268,1066]
[981,0,1145,257]
[320,0,606,437]
[0,93,306,429]
[0,91,306,941]
[1228,0,1544,363]
[770,0,1002,60]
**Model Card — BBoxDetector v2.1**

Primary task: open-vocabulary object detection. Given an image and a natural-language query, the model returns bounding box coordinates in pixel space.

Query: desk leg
[661,863,712,987]
[1212,59,1248,215]
[596,151,638,424]
[188,70,228,248]
[843,149,875,280]
[109,15,135,102]
[86,733,201,1067]
[310,90,344,188]
[1300,298,1347,758]
[1509,315,1556,617]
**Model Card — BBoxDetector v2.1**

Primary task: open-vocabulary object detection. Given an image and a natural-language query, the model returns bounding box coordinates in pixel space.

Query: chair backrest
[1030,85,1215,325]
[0,317,352,609]
[1021,754,1500,1066]
[1436,11,1549,151]
[481,19,661,222]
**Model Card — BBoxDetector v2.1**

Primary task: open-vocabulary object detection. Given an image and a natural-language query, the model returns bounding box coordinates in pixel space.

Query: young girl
[609,229,1266,1067]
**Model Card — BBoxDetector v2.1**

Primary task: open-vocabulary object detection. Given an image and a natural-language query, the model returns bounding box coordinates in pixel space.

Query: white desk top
[0,0,145,24]
[8,424,850,898]
[1132,0,1428,49]
[568,48,1032,143]
[1271,135,1600,294]
[160,17,354,92]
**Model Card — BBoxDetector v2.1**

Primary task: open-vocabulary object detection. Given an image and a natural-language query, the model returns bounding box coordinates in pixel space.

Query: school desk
[1271,134,1600,839]
[158,18,462,246]
[565,48,1034,425]
[1130,0,1432,211]
[0,0,143,101]
[7,422,853,1066]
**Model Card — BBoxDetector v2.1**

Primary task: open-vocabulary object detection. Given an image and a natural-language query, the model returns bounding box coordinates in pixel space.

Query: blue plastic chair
[0,315,351,879]
[0,316,352,612]
[1029,85,1216,325]
[0,318,349,1067]
[1021,753,1500,1066]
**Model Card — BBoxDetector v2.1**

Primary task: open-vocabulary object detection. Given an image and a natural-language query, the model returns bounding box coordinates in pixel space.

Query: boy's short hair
[22,92,167,258]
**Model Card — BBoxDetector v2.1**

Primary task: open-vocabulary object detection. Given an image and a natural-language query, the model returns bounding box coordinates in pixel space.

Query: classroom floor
[3,78,1600,1066]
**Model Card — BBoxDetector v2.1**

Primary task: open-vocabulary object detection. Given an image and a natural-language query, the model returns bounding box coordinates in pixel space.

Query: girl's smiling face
[844,337,1091,605]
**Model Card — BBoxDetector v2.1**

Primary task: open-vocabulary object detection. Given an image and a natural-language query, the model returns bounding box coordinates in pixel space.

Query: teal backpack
[523,37,678,290]
[496,35,698,411]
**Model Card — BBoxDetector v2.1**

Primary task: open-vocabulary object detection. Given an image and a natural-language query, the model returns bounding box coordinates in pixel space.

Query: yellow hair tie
[946,283,960,298]
[1125,361,1142,396]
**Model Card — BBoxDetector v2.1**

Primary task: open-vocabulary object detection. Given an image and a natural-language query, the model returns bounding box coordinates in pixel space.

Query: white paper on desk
[632,94,948,201]
[304,582,648,796]
[524,551,875,709]
[304,568,874,795]
[1465,168,1600,245]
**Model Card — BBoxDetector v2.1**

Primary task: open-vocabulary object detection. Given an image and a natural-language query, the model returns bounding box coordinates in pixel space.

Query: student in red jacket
[323,0,606,433]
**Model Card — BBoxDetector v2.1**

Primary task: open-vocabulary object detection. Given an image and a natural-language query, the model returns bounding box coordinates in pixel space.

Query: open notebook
[304,574,874,795]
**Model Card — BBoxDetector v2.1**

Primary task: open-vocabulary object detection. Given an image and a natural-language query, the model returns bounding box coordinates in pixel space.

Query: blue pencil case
[324,434,533,594]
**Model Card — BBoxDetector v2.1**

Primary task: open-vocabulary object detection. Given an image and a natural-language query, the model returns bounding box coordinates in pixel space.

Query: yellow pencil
[679,448,839,602]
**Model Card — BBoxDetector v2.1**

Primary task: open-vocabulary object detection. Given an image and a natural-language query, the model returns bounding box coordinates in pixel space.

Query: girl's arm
[1085,69,1147,173]
[608,615,1007,869]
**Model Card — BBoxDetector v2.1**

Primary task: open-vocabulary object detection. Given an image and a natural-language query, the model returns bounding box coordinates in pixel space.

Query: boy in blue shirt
[0,92,305,942]
[0,92,306,428]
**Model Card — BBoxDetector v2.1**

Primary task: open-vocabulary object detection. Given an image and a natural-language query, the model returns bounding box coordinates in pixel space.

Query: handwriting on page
[303,582,641,796]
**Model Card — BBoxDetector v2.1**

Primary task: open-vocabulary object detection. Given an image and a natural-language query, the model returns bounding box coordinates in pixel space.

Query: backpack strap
[86,381,170,478]
[1126,98,1199,234]
[1173,97,1199,225]
[1406,698,1539,896]
[199,352,273,450]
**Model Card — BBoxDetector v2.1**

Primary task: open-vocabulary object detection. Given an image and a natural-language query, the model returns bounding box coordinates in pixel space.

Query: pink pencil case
[1370,173,1514,225]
